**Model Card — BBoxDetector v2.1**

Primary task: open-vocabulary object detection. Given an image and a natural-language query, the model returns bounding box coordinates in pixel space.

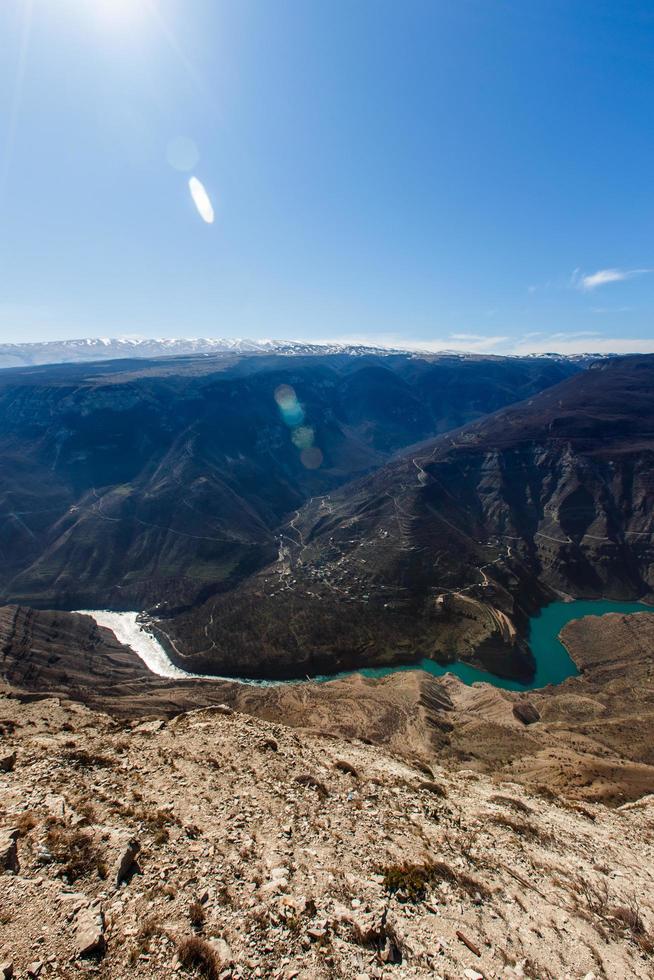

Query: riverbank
[78,599,654,691]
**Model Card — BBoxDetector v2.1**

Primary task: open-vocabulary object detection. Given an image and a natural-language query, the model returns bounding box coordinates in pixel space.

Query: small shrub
[334,759,359,778]
[177,936,221,980]
[15,811,38,837]
[44,822,106,882]
[418,780,447,798]
[129,918,162,965]
[611,902,644,936]
[489,794,533,815]
[63,748,114,769]
[382,863,434,902]
[294,774,329,799]
[189,901,206,931]
[490,813,550,843]
[382,860,490,903]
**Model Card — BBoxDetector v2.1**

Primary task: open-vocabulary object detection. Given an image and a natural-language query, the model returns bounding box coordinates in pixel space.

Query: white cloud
[313,332,511,353]
[591,306,633,314]
[546,331,603,340]
[313,330,654,358]
[450,332,506,342]
[512,335,654,355]
[572,267,649,291]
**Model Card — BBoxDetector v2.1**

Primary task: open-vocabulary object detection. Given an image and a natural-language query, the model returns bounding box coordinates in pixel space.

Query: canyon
[2,347,654,979]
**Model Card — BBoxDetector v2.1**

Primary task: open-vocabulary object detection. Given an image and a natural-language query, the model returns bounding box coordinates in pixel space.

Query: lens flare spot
[291,426,315,450]
[189,176,214,224]
[167,136,199,172]
[300,446,323,469]
[274,384,305,426]
[274,384,296,408]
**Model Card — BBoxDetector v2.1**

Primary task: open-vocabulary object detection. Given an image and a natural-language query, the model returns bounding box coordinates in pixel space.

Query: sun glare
[89,0,148,27]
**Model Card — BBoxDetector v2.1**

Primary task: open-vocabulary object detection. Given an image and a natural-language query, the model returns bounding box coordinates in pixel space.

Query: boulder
[133,719,165,734]
[0,961,14,980]
[0,829,19,873]
[0,751,16,772]
[513,701,540,725]
[209,704,234,716]
[114,838,141,887]
[75,906,106,959]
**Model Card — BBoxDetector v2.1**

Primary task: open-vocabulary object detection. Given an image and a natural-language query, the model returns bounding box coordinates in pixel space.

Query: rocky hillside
[168,356,654,681]
[1,687,654,980]
[0,352,574,612]
[2,604,653,806]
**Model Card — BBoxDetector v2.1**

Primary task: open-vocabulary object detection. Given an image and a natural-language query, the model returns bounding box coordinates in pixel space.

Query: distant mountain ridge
[0,335,610,369]
[0,336,434,368]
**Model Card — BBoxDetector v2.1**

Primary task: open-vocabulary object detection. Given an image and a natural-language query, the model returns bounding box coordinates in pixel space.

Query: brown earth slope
[2,604,654,807]
[2,691,654,979]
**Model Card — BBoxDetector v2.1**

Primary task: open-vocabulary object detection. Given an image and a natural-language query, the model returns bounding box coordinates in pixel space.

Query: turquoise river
[332,599,654,691]
[83,601,654,690]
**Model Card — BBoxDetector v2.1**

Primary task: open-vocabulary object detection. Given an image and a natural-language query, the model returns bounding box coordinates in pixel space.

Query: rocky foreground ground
[1,688,653,980]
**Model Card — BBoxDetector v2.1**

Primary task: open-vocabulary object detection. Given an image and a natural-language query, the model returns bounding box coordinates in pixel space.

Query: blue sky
[0,0,652,354]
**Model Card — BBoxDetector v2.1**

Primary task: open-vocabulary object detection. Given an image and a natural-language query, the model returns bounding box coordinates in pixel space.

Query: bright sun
[87,0,149,27]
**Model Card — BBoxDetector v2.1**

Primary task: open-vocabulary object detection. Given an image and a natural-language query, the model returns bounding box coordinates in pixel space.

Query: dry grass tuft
[63,748,114,769]
[572,878,654,953]
[189,901,206,931]
[418,779,447,798]
[490,812,551,843]
[489,794,533,815]
[44,821,107,882]
[128,918,163,965]
[382,860,490,903]
[14,810,38,837]
[177,936,222,980]
[412,759,435,778]
[334,759,359,778]
[294,774,329,799]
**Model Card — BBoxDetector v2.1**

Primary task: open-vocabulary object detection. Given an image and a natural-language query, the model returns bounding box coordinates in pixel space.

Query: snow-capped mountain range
[0,337,407,369]
[0,335,610,370]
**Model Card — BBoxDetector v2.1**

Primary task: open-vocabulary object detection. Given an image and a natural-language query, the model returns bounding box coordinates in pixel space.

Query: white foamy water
[76,610,211,680]
[76,610,284,686]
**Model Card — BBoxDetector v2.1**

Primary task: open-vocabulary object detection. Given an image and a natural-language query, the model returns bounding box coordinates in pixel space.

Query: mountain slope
[0,352,576,610]
[167,356,654,680]
[1,683,654,979]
